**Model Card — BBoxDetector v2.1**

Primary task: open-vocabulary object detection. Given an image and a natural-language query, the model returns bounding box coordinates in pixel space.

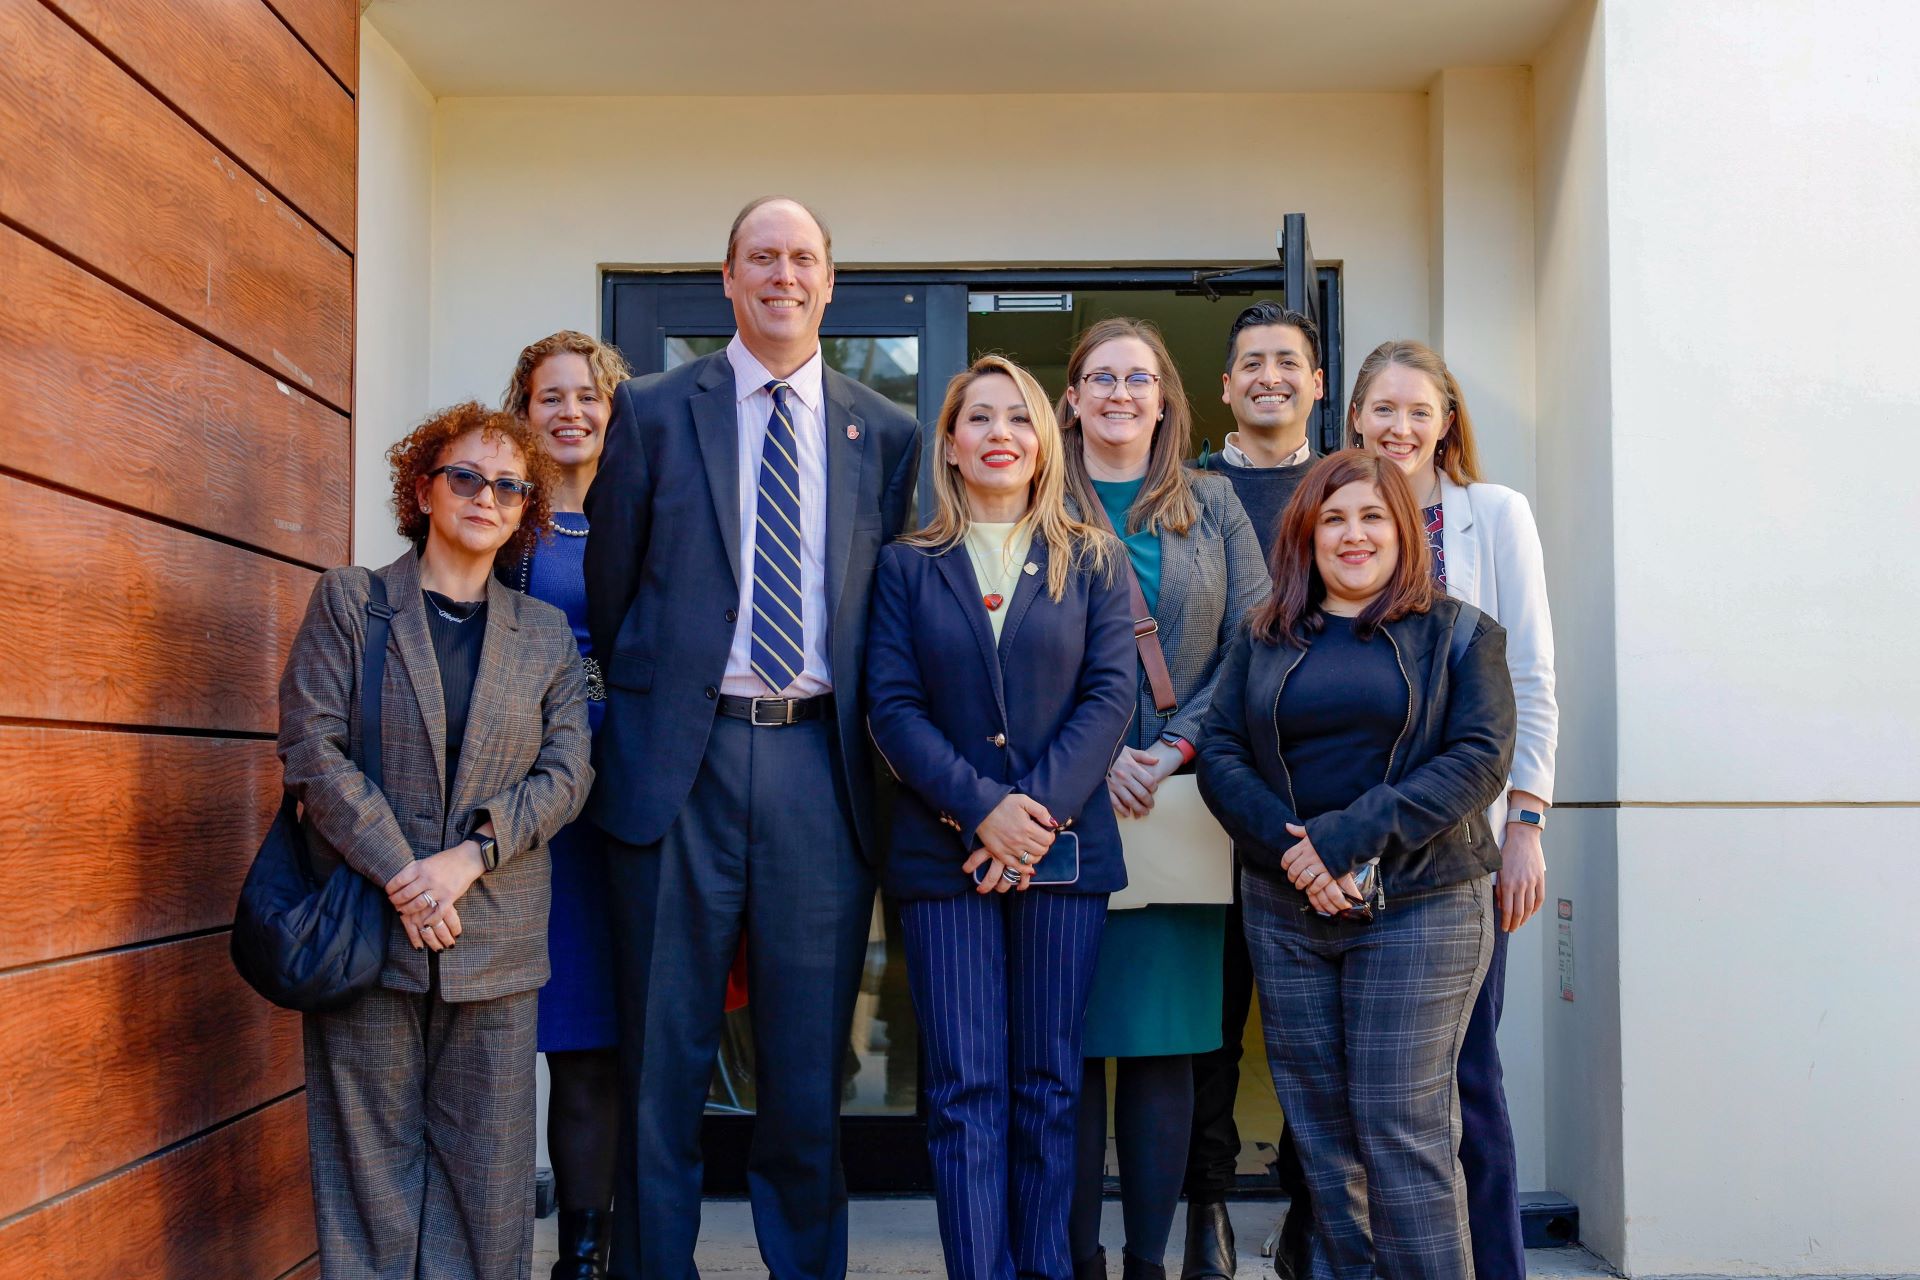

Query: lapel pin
[1023,562,1038,576]
[845,423,860,441]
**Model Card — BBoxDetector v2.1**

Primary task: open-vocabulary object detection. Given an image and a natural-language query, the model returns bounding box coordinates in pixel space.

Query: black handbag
[231,571,396,1011]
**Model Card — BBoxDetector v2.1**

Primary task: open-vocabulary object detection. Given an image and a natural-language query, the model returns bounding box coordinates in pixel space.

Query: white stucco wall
[354,21,435,569]
[1531,0,1626,1265]
[1597,0,1920,1273]
[421,91,1431,411]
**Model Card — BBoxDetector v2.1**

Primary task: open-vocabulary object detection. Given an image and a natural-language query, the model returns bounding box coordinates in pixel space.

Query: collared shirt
[1221,432,1313,470]
[722,334,832,697]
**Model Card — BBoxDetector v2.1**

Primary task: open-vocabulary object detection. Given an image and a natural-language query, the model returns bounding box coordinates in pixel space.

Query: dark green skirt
[1081,903,1226,1058]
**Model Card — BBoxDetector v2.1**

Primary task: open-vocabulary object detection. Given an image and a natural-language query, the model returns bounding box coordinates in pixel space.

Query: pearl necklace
[550,513,589,538]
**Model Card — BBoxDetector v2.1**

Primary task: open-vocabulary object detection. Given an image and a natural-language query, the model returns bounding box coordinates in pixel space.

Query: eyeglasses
[427,464,534,508]
[1080,371,1160,397]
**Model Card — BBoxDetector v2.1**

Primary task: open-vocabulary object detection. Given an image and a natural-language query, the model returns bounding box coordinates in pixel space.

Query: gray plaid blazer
[278,548,593,1001]
[1075,471,1269,749]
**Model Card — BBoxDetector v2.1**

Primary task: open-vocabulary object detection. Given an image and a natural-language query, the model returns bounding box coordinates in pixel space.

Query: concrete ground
[532,1198,1618,1277]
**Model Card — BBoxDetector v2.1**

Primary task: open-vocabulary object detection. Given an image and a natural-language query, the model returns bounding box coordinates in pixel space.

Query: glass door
[602,275,963,1192]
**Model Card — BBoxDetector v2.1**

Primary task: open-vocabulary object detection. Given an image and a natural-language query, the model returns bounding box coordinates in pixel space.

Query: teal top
[1081,474,1225,1059]
[1092,477,1161,619]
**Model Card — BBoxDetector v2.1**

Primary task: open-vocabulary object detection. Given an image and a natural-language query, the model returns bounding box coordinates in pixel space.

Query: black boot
[1181,1200,1236,1280]
[1120,1248,1168,1280]
[1270,1199,1311,1280]
[551,1208,610,1280]
[1075,1245,1110,1280]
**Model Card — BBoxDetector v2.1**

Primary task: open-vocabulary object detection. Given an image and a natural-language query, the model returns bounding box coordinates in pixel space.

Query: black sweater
[1197,451,1316,559]
[1197,599,1516,894]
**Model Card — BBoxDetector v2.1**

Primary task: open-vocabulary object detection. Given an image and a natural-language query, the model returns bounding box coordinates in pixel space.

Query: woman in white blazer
[1347,339,1556,1280]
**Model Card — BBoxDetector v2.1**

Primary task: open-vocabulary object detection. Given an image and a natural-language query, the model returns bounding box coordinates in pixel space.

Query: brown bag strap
[1086,495,1178,715]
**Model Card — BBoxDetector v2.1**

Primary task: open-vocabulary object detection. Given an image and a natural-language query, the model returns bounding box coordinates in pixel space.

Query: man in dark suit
[583,196,922,1280]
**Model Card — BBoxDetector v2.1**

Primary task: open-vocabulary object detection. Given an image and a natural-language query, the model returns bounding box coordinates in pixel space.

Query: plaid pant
[303,972,539,1280]
[1243,872,1493,1280]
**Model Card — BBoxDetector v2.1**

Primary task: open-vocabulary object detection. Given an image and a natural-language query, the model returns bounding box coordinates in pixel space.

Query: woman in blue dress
[502,330,632,1280]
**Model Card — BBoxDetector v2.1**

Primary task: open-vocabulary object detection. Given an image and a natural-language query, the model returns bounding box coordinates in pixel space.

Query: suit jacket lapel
[933,548,1007,720]
[824,369,869,629]
[1154,523,1195,646]
[996,537,1049,662]
[691,355,742,589]
[1439,476,1478,602]
[448,576,521,811]
[385,550,448,803]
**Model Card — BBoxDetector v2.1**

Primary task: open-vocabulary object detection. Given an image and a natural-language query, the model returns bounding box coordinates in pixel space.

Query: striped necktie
[749,379,806,693]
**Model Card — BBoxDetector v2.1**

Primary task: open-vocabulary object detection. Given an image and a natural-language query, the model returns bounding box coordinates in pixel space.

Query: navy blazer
[582,350,922,856]
[865,535,1137,899]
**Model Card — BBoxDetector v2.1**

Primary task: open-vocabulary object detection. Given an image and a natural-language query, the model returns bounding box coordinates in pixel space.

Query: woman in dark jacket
[1197,449,1514,1280]
[866,355,1135,1280]
[280,402,593,1279]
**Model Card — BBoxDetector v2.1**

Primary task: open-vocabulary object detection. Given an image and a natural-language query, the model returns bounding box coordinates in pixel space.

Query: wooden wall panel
[278,1259,322,1280]
[263,0,357,92]
[45,0,356,246]
[0,0,353,409]
[0,1097,316,1278]
[0,728,281,969]
[0,935,304,1219]
[0,478,316,732]
[0,228,351,568]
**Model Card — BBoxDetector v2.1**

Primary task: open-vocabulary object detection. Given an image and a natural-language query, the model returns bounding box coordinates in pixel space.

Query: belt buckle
[750,696,796,727]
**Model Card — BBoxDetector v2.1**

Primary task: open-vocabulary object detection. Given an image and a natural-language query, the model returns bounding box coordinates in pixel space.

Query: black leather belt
[716,694,831,727]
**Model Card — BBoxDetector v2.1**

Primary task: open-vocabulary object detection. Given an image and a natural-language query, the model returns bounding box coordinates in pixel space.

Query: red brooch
[983,594,1005,611]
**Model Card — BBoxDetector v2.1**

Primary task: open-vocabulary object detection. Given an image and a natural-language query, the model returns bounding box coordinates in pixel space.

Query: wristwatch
[1507,808,1546,831]
[1158,732,1196,765]
[472,831,500,872]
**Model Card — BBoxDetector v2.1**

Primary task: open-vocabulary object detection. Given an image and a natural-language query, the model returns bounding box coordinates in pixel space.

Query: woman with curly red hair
[279,401,592,1279]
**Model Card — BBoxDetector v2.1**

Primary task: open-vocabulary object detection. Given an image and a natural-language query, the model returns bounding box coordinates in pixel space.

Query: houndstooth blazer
[277,548,593,1002]
[1075,471,1270,750]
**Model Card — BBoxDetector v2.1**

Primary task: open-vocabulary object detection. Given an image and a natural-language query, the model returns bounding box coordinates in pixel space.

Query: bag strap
[1083,496,1178,715]
[1448,603,1482,672]
[357,571,394,792]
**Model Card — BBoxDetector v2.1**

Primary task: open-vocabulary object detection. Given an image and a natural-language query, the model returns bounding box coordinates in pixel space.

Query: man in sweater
[1183,301,1324,1280]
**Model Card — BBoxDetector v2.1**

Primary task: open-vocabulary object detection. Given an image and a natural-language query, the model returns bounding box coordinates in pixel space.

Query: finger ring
[422,894,438,911]
[1019,852,1032,865]
[1001,868,1020,883]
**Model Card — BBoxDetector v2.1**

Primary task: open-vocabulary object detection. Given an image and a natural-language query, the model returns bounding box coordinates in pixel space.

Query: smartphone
[972,831,1080,887]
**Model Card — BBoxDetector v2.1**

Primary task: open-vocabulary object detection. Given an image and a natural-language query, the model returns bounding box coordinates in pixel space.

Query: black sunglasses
[427,464,534,508]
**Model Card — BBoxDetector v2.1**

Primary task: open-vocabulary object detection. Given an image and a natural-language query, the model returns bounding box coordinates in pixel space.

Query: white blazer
[1438,476,1558,806]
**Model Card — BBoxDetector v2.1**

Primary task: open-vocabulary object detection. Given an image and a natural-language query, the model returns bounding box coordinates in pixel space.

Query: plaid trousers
[304,969,539,1279]
[1243,872,1493,1280]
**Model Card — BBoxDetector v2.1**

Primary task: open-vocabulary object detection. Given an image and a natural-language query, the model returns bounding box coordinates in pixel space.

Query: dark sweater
[1196,450,1316,559]
[423,590,488,801]
[1278,616,1409,820]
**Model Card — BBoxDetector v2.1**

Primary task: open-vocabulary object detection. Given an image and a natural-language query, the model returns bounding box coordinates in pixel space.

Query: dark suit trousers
[607,715,873,1280]
[303,971,538,1280]
[1458,924,1525,1279]
[898,889,1107,1280]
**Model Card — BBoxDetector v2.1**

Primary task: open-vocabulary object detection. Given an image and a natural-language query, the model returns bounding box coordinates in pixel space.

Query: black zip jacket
[1197,597,1516,894]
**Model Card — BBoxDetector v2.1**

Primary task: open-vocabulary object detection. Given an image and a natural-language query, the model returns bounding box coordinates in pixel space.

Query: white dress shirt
[722,335,832,697]
[1221,432,1313,469]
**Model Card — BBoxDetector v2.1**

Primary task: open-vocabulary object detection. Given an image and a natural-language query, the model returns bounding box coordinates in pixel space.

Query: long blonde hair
[901,355,1115,600]
[1345,339,1483,486]
[1056,316,1199,536]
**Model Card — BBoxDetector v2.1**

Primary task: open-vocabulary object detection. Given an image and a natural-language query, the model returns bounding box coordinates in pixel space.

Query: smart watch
[1507,808,1546,831]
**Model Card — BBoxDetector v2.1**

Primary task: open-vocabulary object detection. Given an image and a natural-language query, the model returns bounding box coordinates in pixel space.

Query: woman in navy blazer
[867,354,1135,1280]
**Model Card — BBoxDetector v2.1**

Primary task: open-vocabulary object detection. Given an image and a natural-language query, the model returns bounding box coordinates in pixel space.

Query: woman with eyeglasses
[499,331,631,1280]
[1346,340,1557,1280]
[279,401,593,1279]
[1196,449,1515,1279]
[866,355,1134,1280]
[1057,318,1268,1280]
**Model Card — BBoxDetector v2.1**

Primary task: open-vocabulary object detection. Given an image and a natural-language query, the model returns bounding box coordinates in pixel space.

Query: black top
[1277,615,1409,820]
[1198,451,1316,560]
[423,590,488,800]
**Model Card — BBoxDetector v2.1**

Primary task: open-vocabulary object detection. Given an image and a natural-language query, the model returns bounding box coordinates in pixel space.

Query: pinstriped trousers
[898,889,1108,1280]
[303,970,539,1280]
[1242,872,1493,1280]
